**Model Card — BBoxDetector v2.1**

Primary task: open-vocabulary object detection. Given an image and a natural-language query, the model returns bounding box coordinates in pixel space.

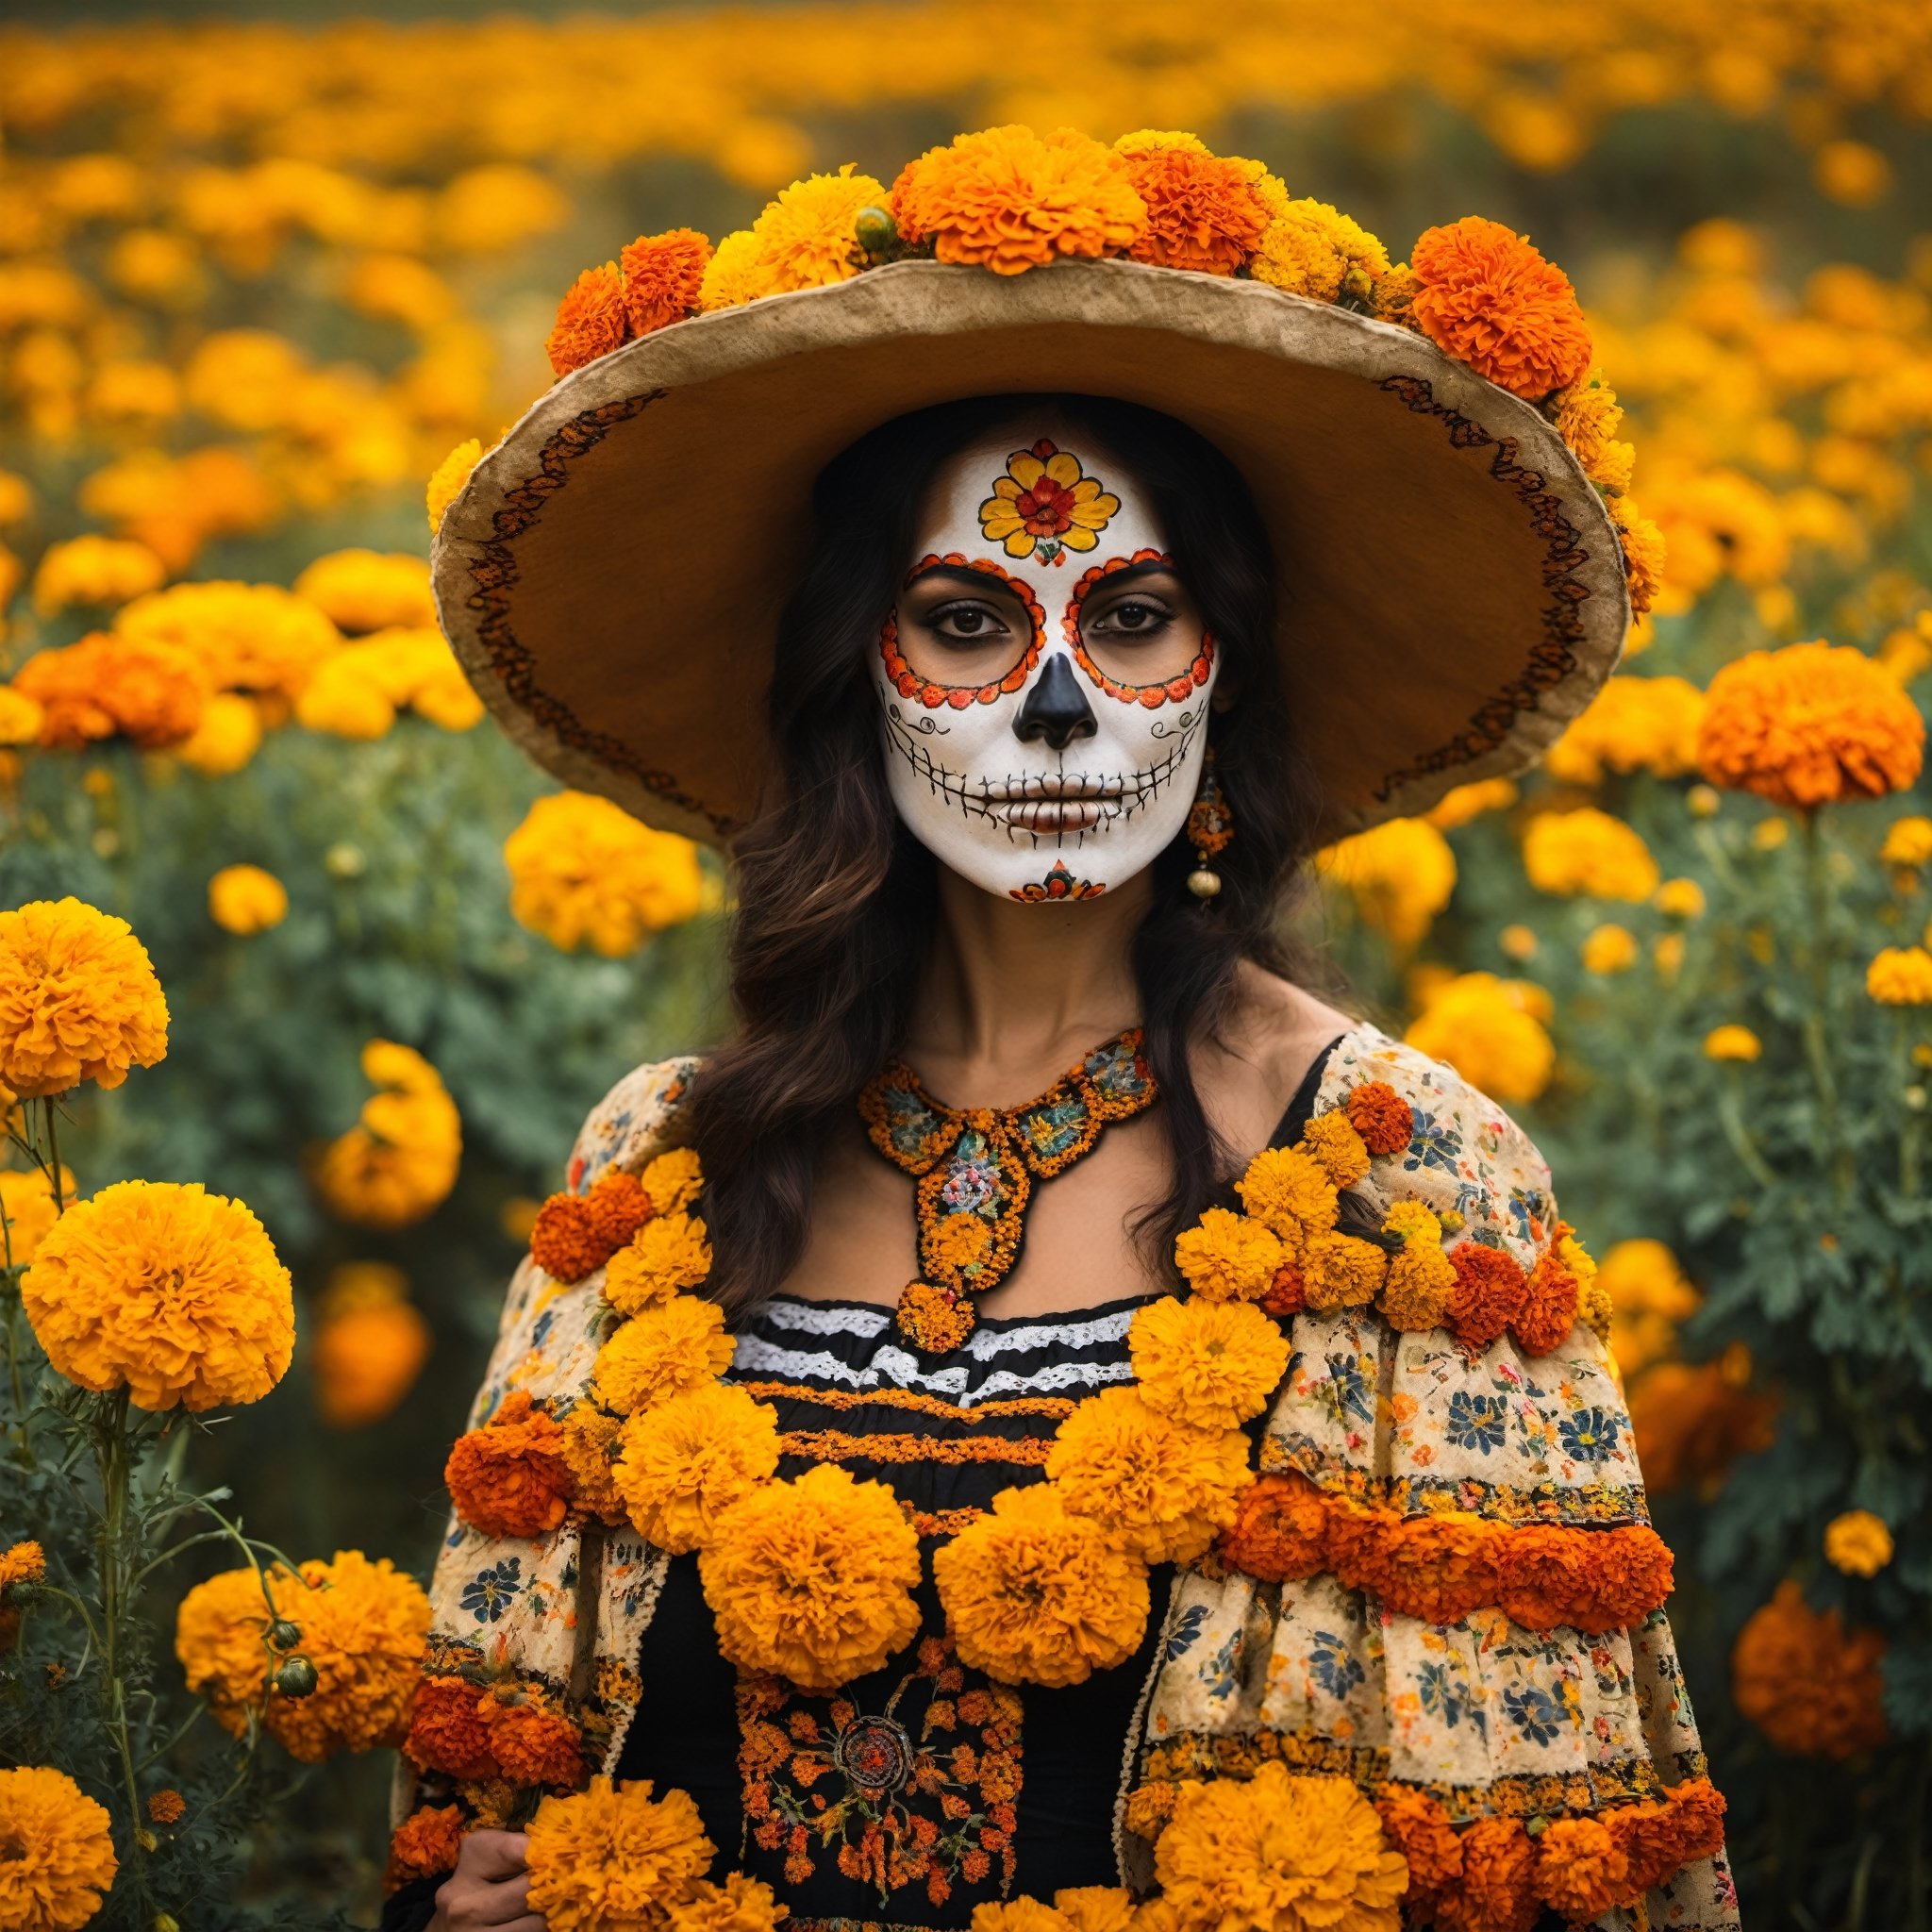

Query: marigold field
[1,3,1930,1927]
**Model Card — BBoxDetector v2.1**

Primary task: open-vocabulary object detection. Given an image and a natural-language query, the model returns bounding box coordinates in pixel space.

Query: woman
[389,129,1736,1932]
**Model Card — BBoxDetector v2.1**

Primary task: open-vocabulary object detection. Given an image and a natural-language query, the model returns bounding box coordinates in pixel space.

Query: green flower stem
[92,1389,151,1912]
[1717,1074,1778,1189]
[1899,1013,1924,1200]
[1798,811,1855,1205]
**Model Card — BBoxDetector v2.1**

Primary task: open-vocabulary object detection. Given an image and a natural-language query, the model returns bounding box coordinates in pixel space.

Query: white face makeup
[871,427,1219,903]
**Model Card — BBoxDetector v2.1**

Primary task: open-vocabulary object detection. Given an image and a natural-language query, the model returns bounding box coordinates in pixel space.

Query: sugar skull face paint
[872,428,1219,902]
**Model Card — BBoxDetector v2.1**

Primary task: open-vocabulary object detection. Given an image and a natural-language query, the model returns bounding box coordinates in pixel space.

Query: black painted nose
[1013,653,1098,751]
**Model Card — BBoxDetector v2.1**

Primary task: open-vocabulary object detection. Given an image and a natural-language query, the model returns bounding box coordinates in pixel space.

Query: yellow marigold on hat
[1377,1200,1456,1331]
[1698,641,1924,812]
[699,1463,920,1690]
[1409,214,1592,400]
[0,1166,73,1269]
[591,1295,733,1416]
[1299,1111,1370,1191]
[1703,1024,1761,1062]
[175,1550,429,1760]
[0,1766,118,1932]
[704,166,884,308]
[1154,1761,1407,1932]
[445,1389,575,1538]
[24,1178,291,1410]
[208,862,288,936]
[891,125,1145,276]
[1405,973,1555,1106]
[1551,368,1636,495]
[525,1776,716,1932]
[115,579,340,696]
[1317,817,1457,949]
[1609,494,1667,618]
[1824,1508,1893,1577]
[13,630,209,752]
[1732,1579,1887,1759]
[1253,196,1391,306]
[177,691,263,774]
[312,1039,461,1228]
[1045,1386,1251,1565]
[936,1481,1150,1688]
[615,1379,779,1554]
[1172,1205,1284,1302]
[641,1146,705,1215]
[1523,807,1660,902]
[1544,675,1707,786]
[1234,1146,1339,1250]
[621,228,713,336]
[668,1872,789,1932]
[1128,1294,1289,1431]
[506,791,706,957]
[426,437,481,536]
[1111,132,1271,276]
[605,1210,713,1317]
[546,261,628,377]
[1881,815,1932,867]
[1867,945,1932,1005]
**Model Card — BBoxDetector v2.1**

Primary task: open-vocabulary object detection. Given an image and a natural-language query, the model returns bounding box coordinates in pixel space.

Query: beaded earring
[1186,746,1234,898]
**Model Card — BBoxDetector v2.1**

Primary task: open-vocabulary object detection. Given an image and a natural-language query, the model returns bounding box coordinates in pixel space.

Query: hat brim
[433,257,1625,848]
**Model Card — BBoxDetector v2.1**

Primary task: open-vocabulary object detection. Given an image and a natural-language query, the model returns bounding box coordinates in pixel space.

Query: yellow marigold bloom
[641,1147,705,1215]
[0,1165,74,1269]
[1704,1024,1763,1063]
[24,1179,292,1411]
[971,1904,1072,1932]
[1378,1200,1457,1331]
[0,1766,118,1932]
[1543,675,1707,786]
[591,1295,732,1416]
[1498,923,1538,960]
[605,1211,713,1317]
[311,1262,430,1428]
[506,791,706,956]
[699,229,765,312]
[0,1541,45,1591]
[934,1482,1150,1688]
[175,1551,429,1761]
[1581,923,1638,974]
[1317,818,1456,948]
[1698,641,1924,812]
[426,437,481,535]
[116,580,339,697]
[1234,1147,1339,1250]
[715,165,884,301]
[559,1400,628,1525]
[1405,973,1555,1105]
[177,691,263,774]
[1867,945,1932,1005]
[1882,816,1932,867]
[0,688,43,747]
[208,863,289,936]
[1155,1761,1407,1932]
[525,1777,715,1932]
[1046,1386,1251,1565]
[1656,877,1706,919]
[615,1379,780,1554]
[1553,369,1634,494]
[0,898,168,1096]
[1252,196,1391,305]
[1299,1230,1388,1311]
[1424,777,1516,830]
[1824,1508,1893,1578]
[1128,1295,1289,1430]
[312,1040,461,1228]
[699,1463,921,1690]
[0,472,32,526]
[891,125,1145,276]
[1522,807,1660,902]
[1173,1206,1284,1302]
[668,1874,789,1932]
[1050,1889,1136,1932]
[1299,1111,1370,1191]
[293,549,436,634]
[30,534,166,615]
[1599,1238,1698,1378]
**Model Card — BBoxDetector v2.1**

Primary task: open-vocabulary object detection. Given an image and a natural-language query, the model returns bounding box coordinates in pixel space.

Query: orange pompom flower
[619,228,712,336]
[403,1675,498,1781]
[1113,132,1271,275]
[1409,215,1593,398]
[1456,1817,1540,1932]
[1373,1786,1462,1900]
[385,1804,464,1893]
[525,1777,715,1932]
[615,1379,781,1555]
[1218,1470,1331,1582]
[1534,1816,1631,1921]
[0,897,169,1097]
[546,262,628,376]
[1732,1579,1887,1758]
[1445,1241,1531,1350]
[1512,1238,1581,1357]
[444,1389,575,1538]
[479,1682,583,1786]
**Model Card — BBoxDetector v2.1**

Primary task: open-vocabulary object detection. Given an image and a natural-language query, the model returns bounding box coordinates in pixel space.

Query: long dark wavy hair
[689,393,1327,1315]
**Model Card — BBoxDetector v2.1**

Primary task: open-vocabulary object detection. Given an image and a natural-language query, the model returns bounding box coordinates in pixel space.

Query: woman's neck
[902,864,1154,1105]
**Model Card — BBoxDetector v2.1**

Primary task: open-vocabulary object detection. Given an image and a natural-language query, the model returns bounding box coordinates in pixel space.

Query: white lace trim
[964,1307,1138,1357]
[758,1299,892,1340]
[729,1335,1133,1407]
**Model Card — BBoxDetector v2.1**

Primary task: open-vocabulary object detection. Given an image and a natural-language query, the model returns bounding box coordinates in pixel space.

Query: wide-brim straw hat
[433,246,1631,850]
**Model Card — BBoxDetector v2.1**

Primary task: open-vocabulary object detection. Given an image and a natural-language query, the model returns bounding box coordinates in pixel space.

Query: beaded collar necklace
[856,1027,1159,1355]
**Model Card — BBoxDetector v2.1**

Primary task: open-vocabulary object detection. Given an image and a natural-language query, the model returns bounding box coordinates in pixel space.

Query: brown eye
[1091,598,1170,636]
[932,602,1009,640]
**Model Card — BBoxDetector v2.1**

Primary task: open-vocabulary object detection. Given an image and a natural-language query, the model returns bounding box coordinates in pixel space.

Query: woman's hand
[430,1830,541,1931]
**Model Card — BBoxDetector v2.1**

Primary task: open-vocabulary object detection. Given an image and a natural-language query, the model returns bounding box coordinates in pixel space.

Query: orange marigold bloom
[1733,1579,1887,1758]
[1512,1241,1581,1357]
[385,1804,463,1892]
[1607,1779,1726,1896]
[444,1390,575,1539]
[1299,1111,1370,1191]
[1534,1815,1631,1920]
[546,262,627,376]
[0,1540,47,1591]
[403,1675,498,1781]
[891,125,1145,276]
[585,1169,656,1248]
[1630,1356,1776,1494]
[1372,1510,1506,1624]
[1172,1207,1284,1303]
[1217,1471,1329,1582]
[1445,1241,1530,1350]
[1260,1262,1307,1318]
[1373,1786,1461,1899]
[1700,641,1924,812]
[1497,1524,1673,1634]
[1456,1817,1540,1932]
[619,228,711,336]
[1409,215,1592,399]
[15,631,209,750]
[145,1788,186,1824]
[525,1777,715,1932]
[1114,135,1270,275]
[480,1685,583,1787]
[530,1168,654,1284]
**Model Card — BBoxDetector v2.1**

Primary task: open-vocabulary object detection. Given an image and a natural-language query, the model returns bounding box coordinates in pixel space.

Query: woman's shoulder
[564,1052,703,1194]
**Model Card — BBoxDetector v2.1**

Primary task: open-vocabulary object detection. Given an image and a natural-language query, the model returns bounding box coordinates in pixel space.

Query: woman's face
[870,425,1220,904]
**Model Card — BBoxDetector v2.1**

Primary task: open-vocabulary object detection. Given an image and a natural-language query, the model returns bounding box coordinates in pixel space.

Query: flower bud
[854,207,897,258]
[269,1619,302,1650]
[274,1654,319,1698]
[155,1915,181,1932]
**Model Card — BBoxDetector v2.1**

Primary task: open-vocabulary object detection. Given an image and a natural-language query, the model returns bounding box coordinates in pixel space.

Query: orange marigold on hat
[1172,1206,1284,1302]
[935,1482,1150,1688]
[0,897,168,1096]
[1733,1580,1887,1758]
[0,1766,119,1932]
[385,1804,464,1893]
[547,262,628,377]
[613,1382,778,1553]
[1609,494,1667,618]
[525,1777,715,1932]
[1153,1761,1407,1932]
[1697,641,1924,812]
[621,228,713,336]
[426,438,482,536]
[25,1179,291,1410]
[1111,131,1272,276]
[1552,369,1635,495]
[1126,1294,1290,1431]
[699,1463,920,1690]
[444,1389,575,1538]
[1218,1470,1330,1582]
[668,1872,790,1932]
[1409,214,1592,399]
[891,126,1145,276]
[591,1294,734,1416]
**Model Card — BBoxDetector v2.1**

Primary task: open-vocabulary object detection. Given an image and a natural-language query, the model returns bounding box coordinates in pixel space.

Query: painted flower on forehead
[978,440,1121,564]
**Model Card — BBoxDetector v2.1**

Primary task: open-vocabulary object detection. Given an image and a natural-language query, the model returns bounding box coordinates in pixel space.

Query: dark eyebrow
[901,563,1029,596]
[1085,557,1178,590]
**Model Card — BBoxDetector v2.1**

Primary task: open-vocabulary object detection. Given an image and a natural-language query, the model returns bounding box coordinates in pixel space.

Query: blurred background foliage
[2,1,1931,1924]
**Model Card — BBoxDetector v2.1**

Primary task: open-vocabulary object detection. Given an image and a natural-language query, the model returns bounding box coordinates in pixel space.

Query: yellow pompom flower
[1405,972,1556,1105]
[699,1464,921,1690]
[1252,195,1391,304]
[1378,1200,1457,1331]
[1128,1295,1289,1430]
[1824,1509,1893,1577]
[1045,1387,1251,1564]
[1299,1231,1388,1311]
[934,1482,1150,1688]
[706,165,884,303]
[0,1541,45,1592]
[1154,1761,1407,1932]
[0,1767,118,1932]
[615,1379,780,1554]
[1881,816,1932,867]
[208,863,289,935]
[1234,1147,1339,1249]
[24,1179,292,1411]
[426,438,482,535]
[0,1165,74,1269]
[1298,1112,1370,1191]
[525,1777,715,1932]
[115,580,340,697]
[1542,675,1707,785]
[1173,1207,1284,1302]
[1522,807,1660,901]
[641,1147,705,1215]
[559,1400,629,1525]
[668,1874,790,1932]
[176,691,264,774]
[1316,818,1456,949]
[1598,1238,1698,1376]
[1581,923,1638,974]
[0,688,45,747]
[312,1041,461,1228]
[1656,877,1707,919]
[1867,946,1932,1005]
[0,897,169,1096]
[605,1212,713,1317]
[591,1296,734,1416]
[293,549,436,634]
[506,791,706,956]
[1050,1889,1137,1932]
[1704,1024,1763,1062]
[31,533,167,615]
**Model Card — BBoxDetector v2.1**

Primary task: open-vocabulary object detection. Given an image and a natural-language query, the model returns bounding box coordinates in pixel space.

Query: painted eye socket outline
[1063,549,1215,708]
[880,553,1046,711]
